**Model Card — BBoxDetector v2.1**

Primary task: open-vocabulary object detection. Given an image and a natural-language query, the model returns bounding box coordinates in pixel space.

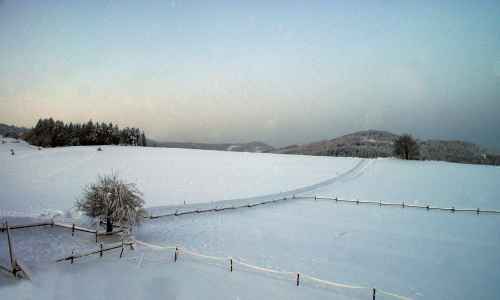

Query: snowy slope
[136,200,500,300]
[309,158,500,210]
[0,137,359,217]
[2,136,500,300]
[0,248,360,300]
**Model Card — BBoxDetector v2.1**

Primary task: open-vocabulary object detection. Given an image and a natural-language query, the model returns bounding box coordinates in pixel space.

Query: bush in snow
[76,173,145,233]
[393,134,420,160]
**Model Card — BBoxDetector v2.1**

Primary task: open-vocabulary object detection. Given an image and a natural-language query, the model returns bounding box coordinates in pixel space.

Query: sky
[1,0,500,149]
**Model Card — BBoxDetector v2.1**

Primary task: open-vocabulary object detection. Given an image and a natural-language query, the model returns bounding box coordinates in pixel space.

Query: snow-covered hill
[274,130,500,165]
[0,137,359,217]
[311,158,500,209]
[1,135,500,300]
[4,136,498,219]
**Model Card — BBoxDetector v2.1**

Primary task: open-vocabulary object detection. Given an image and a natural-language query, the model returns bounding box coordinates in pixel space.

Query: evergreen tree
[24,118,147,148]
[140,131,147,146]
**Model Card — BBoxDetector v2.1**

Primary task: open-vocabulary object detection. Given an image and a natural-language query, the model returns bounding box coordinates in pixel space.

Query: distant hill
[149,140,274,153]
[273,130,500,165]
[3,121,499,165]
[274,130,398,157]
[0,123,29,138]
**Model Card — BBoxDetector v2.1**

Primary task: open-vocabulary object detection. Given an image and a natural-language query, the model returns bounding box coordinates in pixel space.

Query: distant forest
[23,118,147,147]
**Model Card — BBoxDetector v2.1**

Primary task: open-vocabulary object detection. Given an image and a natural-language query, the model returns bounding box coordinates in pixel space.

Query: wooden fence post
[100,244,103,257]
[71,250,74,264]
[373,288,376,300]
[174,247,178,262]
[5,222,16,276]
[296,273,300,286]
[230,258,233,272]
[120,240,124,258]
[72,224,75,236]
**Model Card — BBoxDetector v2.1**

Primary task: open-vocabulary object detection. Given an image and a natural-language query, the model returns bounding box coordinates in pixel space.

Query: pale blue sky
[1,0,499,149]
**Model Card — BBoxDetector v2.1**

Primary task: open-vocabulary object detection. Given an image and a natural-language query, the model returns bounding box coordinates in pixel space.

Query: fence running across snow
[134,239,411,300]
[136,194,499,299]
[5,186,499,295]
[1,220,127,243]
[56,240,135,264]
[147,194,500,219]
[304,195,500,214]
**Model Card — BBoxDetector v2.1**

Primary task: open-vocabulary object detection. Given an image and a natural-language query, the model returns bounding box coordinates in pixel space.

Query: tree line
[24,118,147,147]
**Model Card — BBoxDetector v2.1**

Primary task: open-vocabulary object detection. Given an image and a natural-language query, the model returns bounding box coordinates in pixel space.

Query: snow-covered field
[1,136,500,299]
[0,138,359,217]
[311,158,500,210]
[135,200,500,300]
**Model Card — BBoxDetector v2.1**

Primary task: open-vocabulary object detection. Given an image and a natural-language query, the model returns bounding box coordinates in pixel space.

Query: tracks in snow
[147,158,373,217]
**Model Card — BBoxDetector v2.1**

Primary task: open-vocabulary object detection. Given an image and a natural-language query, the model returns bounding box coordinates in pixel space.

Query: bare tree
[393,134,420,160]
[76,173,145,233]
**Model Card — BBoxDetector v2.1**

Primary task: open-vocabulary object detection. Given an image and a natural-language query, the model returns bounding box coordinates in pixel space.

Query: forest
[23,118,147,147]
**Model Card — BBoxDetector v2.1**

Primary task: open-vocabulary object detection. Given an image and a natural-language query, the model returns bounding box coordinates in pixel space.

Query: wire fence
[134,239,411,300]
[147,194,500,219]
[48,192,500,299]
[56,240,135,264]
[308,195,500,214]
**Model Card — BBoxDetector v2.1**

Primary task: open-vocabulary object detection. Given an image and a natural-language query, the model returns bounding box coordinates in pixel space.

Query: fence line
[0,220,54,232]
[134,239,412,300]
[147,194,500,219]
[310,195,500,214]
[53,222,96,234]
[1,221,32,279]
[0,219,127,245]
[56,240,135,263]
[148,196,290,219]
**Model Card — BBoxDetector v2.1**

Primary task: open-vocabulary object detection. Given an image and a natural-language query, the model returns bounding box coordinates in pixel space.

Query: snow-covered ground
[310,158,500,210]
[1,136,500,299]
[136,200,500,299]
[0,137,359,217]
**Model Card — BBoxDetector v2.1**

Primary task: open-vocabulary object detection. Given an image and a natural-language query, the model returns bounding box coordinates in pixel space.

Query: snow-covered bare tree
[76,173,145,233]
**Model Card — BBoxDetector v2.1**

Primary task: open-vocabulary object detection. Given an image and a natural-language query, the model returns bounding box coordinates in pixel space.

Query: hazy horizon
[1,0,500,149]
